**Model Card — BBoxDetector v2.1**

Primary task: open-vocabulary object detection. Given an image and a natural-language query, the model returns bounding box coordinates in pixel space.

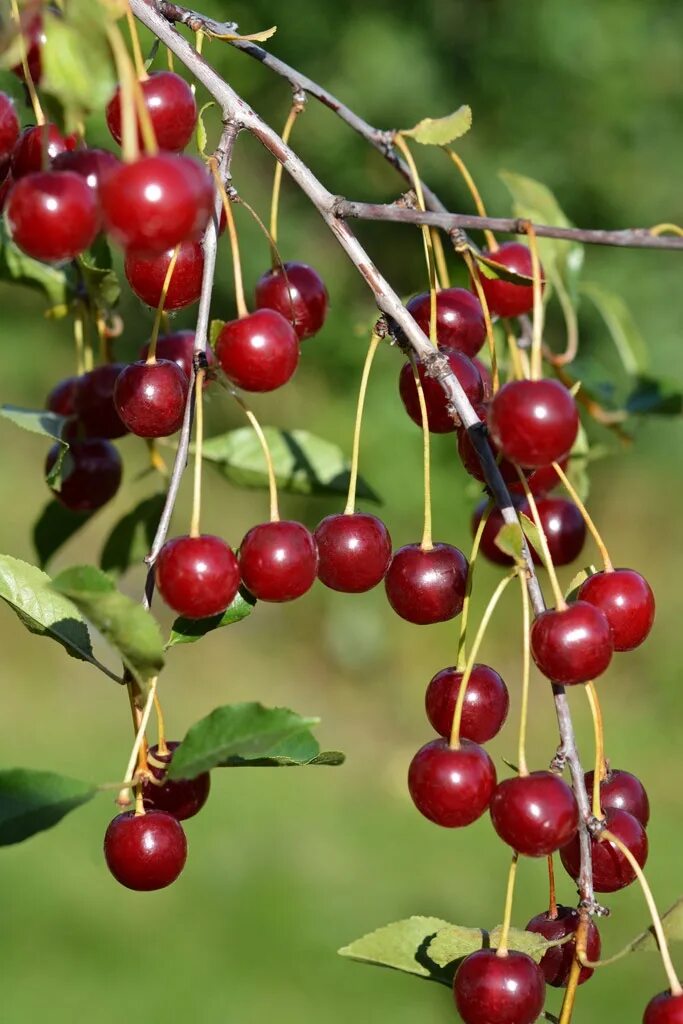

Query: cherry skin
[52,147,120,195]
[475,241,543,319]
[142,742,210,822]
[584,768,650,827]
[399,348,483,433]
[488,378,579,469]
[106,71,198,152]
[215,309,299,392]
[46,376,78,417]
[6,171,99,263]
[509,457,568,497]
[314,512,392,593]
[457,405,521,486]
[473,357,493,399]
[526,496,586,567]
[0,93,20,161]
[453,949,546,1024]
[46,439,122,512]
[139,330,214,382]
[425,664,509,744]
[644,992,683,1024]
[406,287,487,358]
[385,542,469,625]
[125,240,204,311]
[114,359,189,438]
[103,810,187,891]
[408,738,496,827]
[526,906,601,987]
[74,364,128,439]
[156,534,240,619]
[239,521,318,602]
[254,262,329,340]
[490,771,579,856]
[578,568,655,652]
[472,500,518,567]
[560,807,648,892]
[11,123,76,179]
[530,601,613,685]
[10,15,45,83]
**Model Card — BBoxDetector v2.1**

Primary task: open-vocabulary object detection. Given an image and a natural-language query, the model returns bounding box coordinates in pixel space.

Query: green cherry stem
[229,390,280,522]
[409,354,433,551]
[394,133,439,344]
[526,222,545,381]
[517,564,531,778]
[516,469,566,609]
[211,160,248,318]
[189,367,206,538]
[462,247,500,392]
[146,244,180,364]
[585,681,607,818]
[552,461,614,571]
[117,676,158,810]
[9,0,44,125]
[269,98,304,259]
[455,502,491,671]
[496,851,520,958]
[344,332,382,515]
[444,147,497,252]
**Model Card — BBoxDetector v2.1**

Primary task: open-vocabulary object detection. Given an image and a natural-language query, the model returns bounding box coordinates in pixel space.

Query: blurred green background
[1,0,683,1021]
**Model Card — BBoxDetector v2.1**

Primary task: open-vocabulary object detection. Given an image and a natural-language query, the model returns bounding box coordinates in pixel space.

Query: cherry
[6,171,99,262]
[509,457,568,497]
[52,147,120,197]
[453,949,546,1024]
[238,521,318,602]
[408,738,496,827]
[644,992,683,1024]
[74,364,128,439]
[125,240,204,310]
[425,664,509,744]
[155,534,240,619]
[406,287,487,358]
[100,153,213,253]
[472,500,518,567]
[254,262,329,340]
[215,309,299,392]
[114,359,189,438]
[398,348,483,433]
[490,771,579,856]
[139,330,214,383]
[0,93,20,161]
[46,376,78,417]
[457,405,521,485]
[106,71,198,152]
[578,568,655,652]
[526,906,601,987]
[314,512,392,593]
[11,123,76,179]
[0,173,12,211]
[584,768,650,827]
[385,542,468,625]
[560,808,648,892]
[103,810,187,891]
[46,439,122,512]
[142,742,210,821]
[474,241,543,319]
[530,601,613,685]
[10,15,45,84]
[526,496,586,567]
[488,378,579,469]
[473,357,493,399]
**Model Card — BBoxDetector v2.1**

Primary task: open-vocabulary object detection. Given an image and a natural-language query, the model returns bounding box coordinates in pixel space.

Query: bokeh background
[2,1,682,1021]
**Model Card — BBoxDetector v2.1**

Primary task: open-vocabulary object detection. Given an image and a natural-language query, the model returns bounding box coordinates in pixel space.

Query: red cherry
[457,405,521,485]
[139,330,215,382]
[471,500,518,567]
[406,287,487,357]
[215,309,299,392]
[254,261,329,340]
[10,15,45,83]
[475,241,543,319]
[6,171,99,262]
[526,906,601,987]
[408,738,496,827]
[473,357,493,399]
[490,771,579,856]
[561,808,648,893]
[125,240,204,310]
[155,534,240,619]
[644,992,683,1024]
[525,496,586,567]
[0,173,12,210]
[488,378,579,469]
[11,123,76,179]
[142,742,210,822]
[425,664,509,743]
[238,521,318,602]
[530,601,613,685]
[46,439,122,512]
[385,542,468,625]
[74,364,128,439]
[114,359,189,437]
[509,457,568,497]
[314,512,392,593]
[0,93,20,160]
[103,810,187,891]
[453,949,546,1024]
[52,147,120,194]
[584,768,650,827]
[106,71,198,152]
[399,348,483,433]
[578,569,655,652]
[100,154,213,253]
[46,376,78,417]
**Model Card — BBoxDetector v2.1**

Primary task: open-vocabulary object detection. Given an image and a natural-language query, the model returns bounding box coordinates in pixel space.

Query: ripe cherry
[46,376,78,417]
[475,241,542,319]
[530,601,613,685]
[104,810,187,891]
[74,364,128,439]
[10,15,45,83]
[509,457,568,497]
[156,534,240,619]
[138,330,214,383]
[425,664,509,744]
[46,439,122,512]
[52,147,120,195]
[315,512,392,593]
[0,93,20,161]
[578,568,655,652]
[472,500,519,567]
[215,309,299,392]
[385,542,468,625]
[254,261,329,340]
[408,738,496,827]
[142,742,210,822]
[125,240,204,310]
[488,378,579,469]
[643,992,683,1024]
[239,521,318,602]
[11,123,76,179]
[399,348,483,433]
[6,171,99,262]
[526,906,601,987]
[584,768,650,827]
[114,359,189,437]
[406,287,487,357]
[453,949,546,1024]
[526,496,586,567]
[106,71,198,152]
[490,771,579,856]
[473,357,493,399]
[457,406,521,486]
[560,807,648,892]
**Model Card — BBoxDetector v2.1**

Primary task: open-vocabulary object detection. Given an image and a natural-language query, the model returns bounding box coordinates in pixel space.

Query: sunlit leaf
[402,105,472,146]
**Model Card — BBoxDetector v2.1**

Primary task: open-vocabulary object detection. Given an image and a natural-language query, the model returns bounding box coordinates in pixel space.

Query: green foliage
[100,494,165,575]
[0,404,69,485]
[33,501,93,569]
[402,105,472,146]
[494,521,524,561]
[630,897,683,951]
[167,589,256,646]
[0,768,95,846]
[580,282,649,376]
[77,241,121,313]
[0,224,72,308]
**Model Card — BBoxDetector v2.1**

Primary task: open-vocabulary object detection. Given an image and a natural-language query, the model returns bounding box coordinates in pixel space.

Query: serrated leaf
[209,319,225,348]
[580,282,649,376]
[0,222,72,306]
[33,500,93,569]
[0,404,69,485]
[625,375,682,417]
[196,100,215,157]
[494,522,525,561]
[167,588,255,647]
[100,494,165,575]
[339,917,454,980]
[565,565,598,602]
[0,768,95,846]
[41,4,116,132]
[402,105,472,146]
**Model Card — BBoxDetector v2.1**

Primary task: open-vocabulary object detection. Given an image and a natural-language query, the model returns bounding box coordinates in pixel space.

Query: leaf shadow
[415,928,490,987]
[280,431,381,503]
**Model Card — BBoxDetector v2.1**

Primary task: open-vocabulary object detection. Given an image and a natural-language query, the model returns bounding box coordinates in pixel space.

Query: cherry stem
[455,503,491,672]
[650,223,683,238]
[189,367,205,538]
[146,438,169,478]
[106,23,140,162]
[516,470,566,609]
[9,0,44,125]
[409,355,433,551]
[430,228,450,289]
[73,306,86,376]
[153,691,168,755]
[547,855,558,918]
[463,249,500,392]
[231,391,280,522]
[211,161,248,318]
[585,681,607,818]
[444,147,497,252]
[496,851,520,958]
[558,914,588,1024]
[167,43,175,71]
[146,244,181,364]
[126,5,148,80]
[269,99,304,257]
[552,461,614,571]
[517,565,531,778]
[394,133,439,343]
[344,332,381,515]
[504,322,526,381]
[118,676,158,810]
[525,222,545,381]
[545,265,579,367]
[232,191,288,278]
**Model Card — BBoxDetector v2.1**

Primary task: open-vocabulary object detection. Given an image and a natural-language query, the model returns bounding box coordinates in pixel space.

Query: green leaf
[0,69,30,110]
[494,522,524,561]
[167,588,256,647]
[471,249,535,286]
[565,565,598,602]
[200,427,380,502]
[33,500,93,569]
[77,242,121,311]
[223,749,346,768]
[338,917,454,981]
[0,404,69,485]
[209,319,225,348]
[519,512,545,566]
[0,768,95,846]
[428,925,557,971]
[580,282,649,376]
[0,223,71,306]
[625,375,683,417]
[196,100,216,157]
[100,494,165,575]
[51,566,164,684]
[565,422,591,504]
[402,105,472,146]
[631,898,683,952]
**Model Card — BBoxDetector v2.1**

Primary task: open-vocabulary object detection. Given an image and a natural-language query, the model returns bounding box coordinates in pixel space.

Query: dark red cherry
[0,93,20,160]
[156,534,240,619]
[457,405,521,485]
[11,123,76,179]
[215,309,299,392]
[490,771,579,856]
[103,810,187,891]
[114,359,189,437]
[399,348,483,433]
[254,261,329,340]
[138,330,214,383]
[406,287,487,358]
[6,171,98,262]
[46,376,78,417]
[100,154,213,252]
[314,512,391,593]
[488,378,579,469]
[526,906,601,987]
[578,569,655,652]
[584,768,650,827]
[453,949,546,1024]
[0,173,12,210]
[52,147,120,195]
[10,15,45,84]
[142,742,210,822]
[473,357,493,399]
[471,500,518,567]
[643,992,683,1024]
[106,71,198,152]
[530,601,613,685]
[46,439,122,512]
[509,457,568,497]
[385,542,468,625]
[74,364,128,439]
[561,808,648,893]
[125,240,204,310]
[238,521,318,602]
[525,496,586,567]
[475,241,543,319]
[408,738,496,827]
[425,664,509,744]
